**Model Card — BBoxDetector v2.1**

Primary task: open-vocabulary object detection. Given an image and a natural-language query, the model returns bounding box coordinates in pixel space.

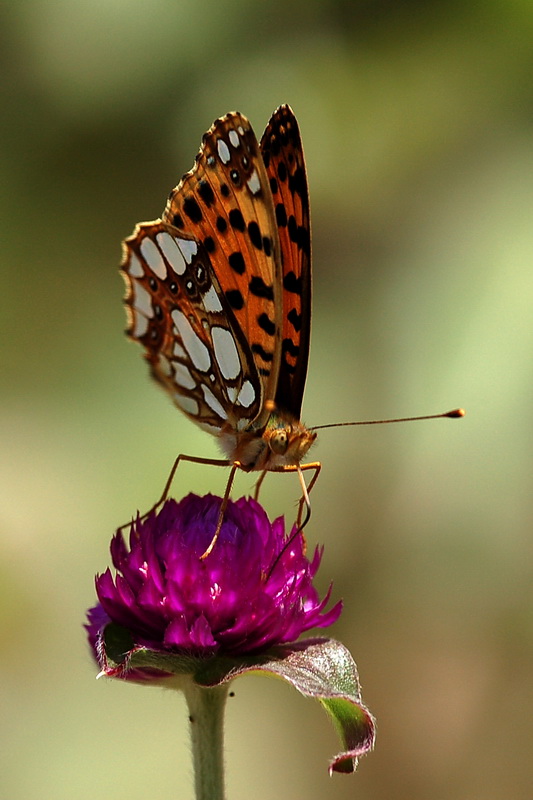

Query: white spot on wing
[247,170,261,196]
[132,280,153,318]
[127,251,144,277]
[237,380,255,408]
[228,129,240,148]
[158,355,172,376]
[227,386,237,403]
[132,313,148,338]
[202,285,223,313]
[174,393,199,416]
[173,342,187,359]
[177,238,198,265]
[171,310,211,372]
[202,385,228,420]
[140,237,167,279]
[217,138,231,164]
[212,326,241,380]
[198,420,222,435]
[173,362,196,390]
[156,232,186,275]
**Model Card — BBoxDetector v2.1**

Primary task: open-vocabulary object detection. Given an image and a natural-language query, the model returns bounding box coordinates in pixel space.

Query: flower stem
[182,678,230,800]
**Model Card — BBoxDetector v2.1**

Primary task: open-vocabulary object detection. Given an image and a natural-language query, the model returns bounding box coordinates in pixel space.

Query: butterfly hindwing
[121,221,263,434]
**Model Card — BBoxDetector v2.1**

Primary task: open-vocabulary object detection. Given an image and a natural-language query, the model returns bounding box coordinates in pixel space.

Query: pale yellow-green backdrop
[2,2,532,798]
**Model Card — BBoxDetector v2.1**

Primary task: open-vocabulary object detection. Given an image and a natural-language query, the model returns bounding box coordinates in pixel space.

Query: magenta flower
[86,493,341,661]
[86,493,375,777]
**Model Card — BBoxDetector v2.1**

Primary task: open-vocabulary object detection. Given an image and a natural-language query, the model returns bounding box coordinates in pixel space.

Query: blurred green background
[2,1,533,798]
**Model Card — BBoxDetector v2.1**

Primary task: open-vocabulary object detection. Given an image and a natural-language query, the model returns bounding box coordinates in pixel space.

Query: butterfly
[121,105,321,553]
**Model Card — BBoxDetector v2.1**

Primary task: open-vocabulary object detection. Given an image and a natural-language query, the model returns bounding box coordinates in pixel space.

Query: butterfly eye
[270,429,289,455]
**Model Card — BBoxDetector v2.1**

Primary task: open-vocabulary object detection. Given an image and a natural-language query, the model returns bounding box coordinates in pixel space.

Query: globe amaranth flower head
[86,493,342,667]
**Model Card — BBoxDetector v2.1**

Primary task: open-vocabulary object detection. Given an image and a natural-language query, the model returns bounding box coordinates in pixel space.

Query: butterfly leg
[253,469,268,501]
[264,461,322,582]
[118,454,231,534]
[295,461,322,530]
[267,460,322,531]
[200,461,242,560]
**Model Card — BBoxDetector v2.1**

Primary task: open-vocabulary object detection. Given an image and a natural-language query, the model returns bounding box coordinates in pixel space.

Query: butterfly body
[218,411,317,471]
[122,105,315,483]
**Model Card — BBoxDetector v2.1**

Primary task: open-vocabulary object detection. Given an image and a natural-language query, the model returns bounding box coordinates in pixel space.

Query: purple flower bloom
[86,494,341,665]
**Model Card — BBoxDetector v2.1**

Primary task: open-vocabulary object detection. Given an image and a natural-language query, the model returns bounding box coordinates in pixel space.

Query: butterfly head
[262,413,317,468]
[219,411,316,472]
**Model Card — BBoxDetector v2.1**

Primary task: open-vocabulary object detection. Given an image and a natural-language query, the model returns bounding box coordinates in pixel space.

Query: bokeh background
[2,2,533,798]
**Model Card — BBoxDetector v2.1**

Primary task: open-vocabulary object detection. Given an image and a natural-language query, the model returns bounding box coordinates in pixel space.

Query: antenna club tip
[447,408,466,418]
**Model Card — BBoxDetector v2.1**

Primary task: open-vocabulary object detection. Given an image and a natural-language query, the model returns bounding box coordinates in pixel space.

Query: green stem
[182,678,230,800]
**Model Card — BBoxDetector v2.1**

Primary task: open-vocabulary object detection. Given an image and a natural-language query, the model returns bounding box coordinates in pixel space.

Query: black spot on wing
[198,180,215,206]
[288,214,310,255]
[288,214,298,243]
[226,289,244,310]
[282,337,299,357]
[283,271,302,295]
[288,166,306,201]
[262,236,272,257]
[228,251,245,274]
[251,343,274,362]
[287,308,302,332]
[249,276,274,300]
[229,208,245,231]
[247,221,262,250]
[183,196,203,223]
[275,203,287,227]
[257,313,275,336]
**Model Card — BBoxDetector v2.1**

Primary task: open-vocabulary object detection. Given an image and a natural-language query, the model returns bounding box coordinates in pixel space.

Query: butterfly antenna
[310,408,465,431]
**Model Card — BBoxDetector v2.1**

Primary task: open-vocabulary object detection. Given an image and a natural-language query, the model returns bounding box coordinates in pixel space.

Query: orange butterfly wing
[121,106,313,469]
[162,111,284,431]
[261,105,311,420]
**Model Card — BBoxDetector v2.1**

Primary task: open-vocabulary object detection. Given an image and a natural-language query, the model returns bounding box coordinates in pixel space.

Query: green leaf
[194,637,376,774]
[99,629,375,773]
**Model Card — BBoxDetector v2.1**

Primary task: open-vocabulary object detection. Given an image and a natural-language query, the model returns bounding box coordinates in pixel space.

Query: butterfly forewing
[162,112,284,430]
[260,106,311,420]
[122,221,263,434]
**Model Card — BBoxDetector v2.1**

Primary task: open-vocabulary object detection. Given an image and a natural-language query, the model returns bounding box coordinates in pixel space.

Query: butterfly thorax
[219,412,317,471]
